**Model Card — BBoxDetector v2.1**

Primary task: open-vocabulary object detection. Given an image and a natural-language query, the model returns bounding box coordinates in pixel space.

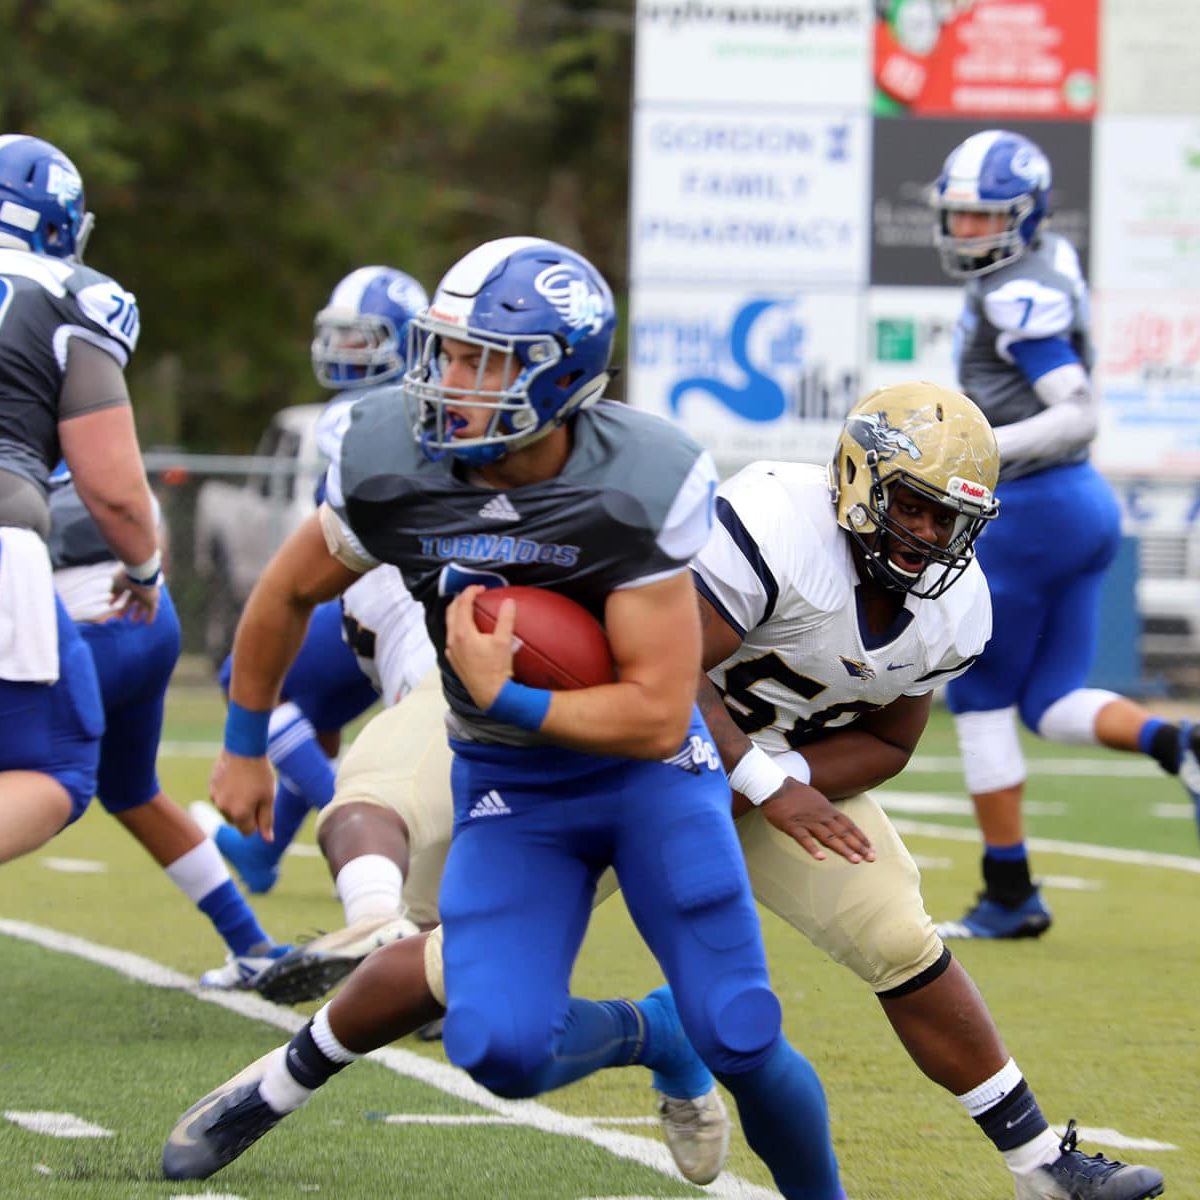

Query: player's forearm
[227,576,315,712]
[802,730,913,799]
[696,672,754,772]
[61,419,158,564]
[996,363,1097,461]
[539,679,695,760]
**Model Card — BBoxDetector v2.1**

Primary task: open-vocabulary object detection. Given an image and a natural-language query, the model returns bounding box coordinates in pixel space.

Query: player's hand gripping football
[445,584,516,711]
[760,777,875,865]
[209,749,276,840]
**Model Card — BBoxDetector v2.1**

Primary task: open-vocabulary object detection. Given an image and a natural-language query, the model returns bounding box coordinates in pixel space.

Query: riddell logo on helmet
[428,306,464,325]
[948,476,991,503]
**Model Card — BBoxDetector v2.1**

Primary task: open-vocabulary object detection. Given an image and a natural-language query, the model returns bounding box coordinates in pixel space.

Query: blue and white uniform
[944,231,1121,733]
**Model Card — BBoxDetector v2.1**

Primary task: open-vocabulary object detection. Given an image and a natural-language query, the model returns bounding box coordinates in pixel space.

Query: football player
[691,383,1164,1200]
[205,266,428,894]
[0,134,160,865]
[47,468,290,986]
[931,128,1200,940]
[164,237,844,1199]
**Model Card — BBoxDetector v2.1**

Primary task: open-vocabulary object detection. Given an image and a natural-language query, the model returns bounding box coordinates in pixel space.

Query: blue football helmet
[311,266,429,390]
[931,129,1051,278]
[0,134,93,261]
[405,236,616,465]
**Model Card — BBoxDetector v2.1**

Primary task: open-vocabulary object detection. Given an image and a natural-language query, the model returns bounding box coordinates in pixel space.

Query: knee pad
[690,973,780,1075]
[1032,688,1115,746]
[954,708,1025,793]
[442,1001,550,1100]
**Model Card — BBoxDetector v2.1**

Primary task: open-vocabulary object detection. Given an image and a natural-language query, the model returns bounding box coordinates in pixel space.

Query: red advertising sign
[874,0,1099,119]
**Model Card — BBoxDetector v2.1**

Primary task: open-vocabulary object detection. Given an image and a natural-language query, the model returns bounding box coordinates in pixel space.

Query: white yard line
[887,813,1200,874]
[0,919,777,1200]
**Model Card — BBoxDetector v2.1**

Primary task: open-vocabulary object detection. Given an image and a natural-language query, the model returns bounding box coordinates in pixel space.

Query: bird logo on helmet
[405,237,616,466]
[930,128,1051,278]
[829,382,999,599]
[0,134,94,261]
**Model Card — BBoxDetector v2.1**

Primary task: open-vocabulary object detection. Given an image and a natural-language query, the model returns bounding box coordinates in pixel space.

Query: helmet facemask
[311,310,405,388]
[406,317,605,467]
[846,458,994,600]
[933,194,1038,279]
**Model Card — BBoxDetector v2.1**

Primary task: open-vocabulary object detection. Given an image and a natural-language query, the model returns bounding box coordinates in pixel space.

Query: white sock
[257,1046,314,1115]
[1004,1129,1064,1175]
[165,839,231,903]
[335,855,404,924]
[311,1004,360,1065]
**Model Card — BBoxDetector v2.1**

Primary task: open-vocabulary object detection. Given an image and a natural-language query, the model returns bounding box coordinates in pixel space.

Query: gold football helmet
[828,382,999,598]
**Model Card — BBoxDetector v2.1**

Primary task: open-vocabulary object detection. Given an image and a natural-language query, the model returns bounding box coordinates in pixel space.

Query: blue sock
[637,985,713,1099]
[520,989,714,1100]
[984,842,1028,863]
[268,705,335,812]
[1137,716,1166,756]
[198,879,272,956]
[270,780,311,856]
[520,998,647,1094]
[716,1038,844,1200]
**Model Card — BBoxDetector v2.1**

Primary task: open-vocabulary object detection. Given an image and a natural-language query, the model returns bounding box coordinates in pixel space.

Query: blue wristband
[225,700,271,757]
[485,680,552,732]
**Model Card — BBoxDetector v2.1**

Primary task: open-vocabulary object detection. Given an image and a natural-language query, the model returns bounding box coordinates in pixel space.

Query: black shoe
[162,1052,287,1180]
[1015,1120,1165,1199]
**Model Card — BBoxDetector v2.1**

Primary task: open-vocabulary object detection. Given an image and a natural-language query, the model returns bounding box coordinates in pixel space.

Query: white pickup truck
[192,404,325,664]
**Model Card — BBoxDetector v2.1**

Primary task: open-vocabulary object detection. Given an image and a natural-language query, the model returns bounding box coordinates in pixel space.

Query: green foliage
[0,0,634,448]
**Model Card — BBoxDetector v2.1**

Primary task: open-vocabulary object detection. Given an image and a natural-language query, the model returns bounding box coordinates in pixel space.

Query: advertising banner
[630,109,870,286]
[1092,116,1200,292]
[628,286,863,475]
[870,116,1091,286]
[1101,0,1200,115]
[874,0,1099,118]
[635,0,871,108]
[864,286,963,394]
[1093,291,1200,475]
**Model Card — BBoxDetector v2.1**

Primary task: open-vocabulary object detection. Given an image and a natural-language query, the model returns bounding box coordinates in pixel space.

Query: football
[472,586,616,690]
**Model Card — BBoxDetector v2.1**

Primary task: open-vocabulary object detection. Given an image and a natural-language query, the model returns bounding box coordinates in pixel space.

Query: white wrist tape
[773,748,812,786]
[123,548,162,586]
[728,745,789,806]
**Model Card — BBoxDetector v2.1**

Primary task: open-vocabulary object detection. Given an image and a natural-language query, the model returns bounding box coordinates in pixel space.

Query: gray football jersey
[954,232,1093,482]
[331,393,717,741]
[0,247,139,506]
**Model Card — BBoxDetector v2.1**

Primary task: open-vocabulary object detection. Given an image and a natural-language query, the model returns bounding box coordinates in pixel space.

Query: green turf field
[1,682,1197,1198]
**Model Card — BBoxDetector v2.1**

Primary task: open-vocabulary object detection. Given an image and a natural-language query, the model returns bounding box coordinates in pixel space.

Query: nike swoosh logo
[167,1094,222,1147]
[886,663,914,671]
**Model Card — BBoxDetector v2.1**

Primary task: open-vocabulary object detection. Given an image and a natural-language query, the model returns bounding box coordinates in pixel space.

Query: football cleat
[657,1087,731,1186]
[937,889,1053,940]
[162,1050,290,1180]
[1013,1120,1164,1199]
[1175,720,1200,837]
[199,942,294,990]
[253,914,420,1004]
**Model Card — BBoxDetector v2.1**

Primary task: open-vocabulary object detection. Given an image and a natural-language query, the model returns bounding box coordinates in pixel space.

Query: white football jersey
[341,564,437,707]
[692,462,991,754]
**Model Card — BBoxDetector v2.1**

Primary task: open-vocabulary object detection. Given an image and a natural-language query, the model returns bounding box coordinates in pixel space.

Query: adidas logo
[468,789,512,818]
[478,493,521,522]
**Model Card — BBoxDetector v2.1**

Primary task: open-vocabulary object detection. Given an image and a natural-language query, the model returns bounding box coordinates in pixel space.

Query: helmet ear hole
[844,456,856,486]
